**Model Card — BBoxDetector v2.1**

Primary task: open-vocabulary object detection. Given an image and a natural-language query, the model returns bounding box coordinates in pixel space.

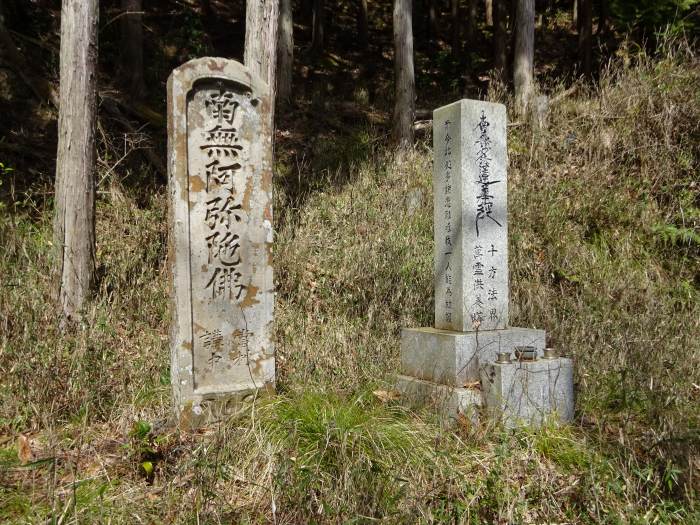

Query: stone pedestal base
[397,326,575,427]
[395,374,481,423]
[176,382,274,430]
[480,358,574,428]
[401,327,546,386]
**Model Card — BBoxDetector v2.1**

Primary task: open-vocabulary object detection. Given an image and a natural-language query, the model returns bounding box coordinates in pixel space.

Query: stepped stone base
[176,382,274,430]
[398,326,575,427]
[401,327,546,386]
[395,374,481,423]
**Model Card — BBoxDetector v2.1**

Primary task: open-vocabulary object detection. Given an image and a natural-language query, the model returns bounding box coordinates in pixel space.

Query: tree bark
[277,0,293,103]
[493,0,508,83]
[244,0,279,126]
[465,0,477,43]
[597,0,608,35]
[572,0,578,29]
[357,0,369,50]
[578,0,592,76]
[200,0,213,19]
[485,0,493,25]
[428,0,439,41]
[311,0,324,56]
[513,0,534,116]
[53,0,98,323]
[451,0,460,54]
[120,0,146,100]
[392,0,415,148]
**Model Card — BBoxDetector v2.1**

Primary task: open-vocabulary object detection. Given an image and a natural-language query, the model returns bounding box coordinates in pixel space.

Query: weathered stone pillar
[167,58,275,426]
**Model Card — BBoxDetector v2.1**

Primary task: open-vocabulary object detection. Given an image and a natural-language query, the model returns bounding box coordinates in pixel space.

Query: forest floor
[1,1,699,523]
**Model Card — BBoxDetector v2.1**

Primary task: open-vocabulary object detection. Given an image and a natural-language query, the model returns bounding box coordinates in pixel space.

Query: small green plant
[127,420,159,481]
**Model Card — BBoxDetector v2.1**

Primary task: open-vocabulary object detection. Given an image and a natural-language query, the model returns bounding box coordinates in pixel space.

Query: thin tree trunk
[578,0,592,76]
[200,0,213,19]
[597,0,608,35]
[393,0,415,148]
[572,0,578,29]
[513,0,534,116]
[277,0,293,103]
[244,0,279,126]
[428,0,438,40]
[465,0,477,43]
[311,0,324,56]
[451,0,460,54]
[485,0,493,25]
[120,0,145,100]
[357,0,369,50]
[53,0,98,323]
[493,0,508,83]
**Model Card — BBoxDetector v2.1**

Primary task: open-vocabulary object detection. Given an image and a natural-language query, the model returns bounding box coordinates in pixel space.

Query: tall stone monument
[168,58,275,426]
[397,99,573,426]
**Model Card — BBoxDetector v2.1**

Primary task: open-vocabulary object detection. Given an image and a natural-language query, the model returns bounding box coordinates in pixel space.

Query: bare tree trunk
[53,0,98,323]
[451,0,460,54]
[493,0,508,83]
[357,0,369,50]
[597,0,608,35]
[277,0,293,103]
[465,0,477,43]
[311,0,324,56]
[578,0,592,76]
[244,0,279,125]
[513,0,534,116]
[485,0,493,25]
[572,0,578,29]
[120,0,145,100]
[392,0,415,148]
[428,0,439,41]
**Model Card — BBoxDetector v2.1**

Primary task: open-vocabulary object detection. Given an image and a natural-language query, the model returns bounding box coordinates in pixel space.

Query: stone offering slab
[480,358,575,428]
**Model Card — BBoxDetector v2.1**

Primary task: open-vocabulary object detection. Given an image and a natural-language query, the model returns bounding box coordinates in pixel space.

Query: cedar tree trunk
[357,0,369,50]
[311,0,324,56]
[120,0,146,100]
[578,0,592,76]
[53,0,98,323]
[485,0,493,25]
[493,0,508,83]
[277,0,293,102]
[244,0,279,126]
[392,0,415,148]
[513,0,534,116]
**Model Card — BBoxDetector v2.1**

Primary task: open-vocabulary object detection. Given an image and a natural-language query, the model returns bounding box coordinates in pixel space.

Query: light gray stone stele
[434,100,508,332]
[167,57,274,426]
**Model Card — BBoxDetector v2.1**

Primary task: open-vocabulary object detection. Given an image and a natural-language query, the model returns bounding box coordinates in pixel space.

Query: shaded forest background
[0,0,696,194]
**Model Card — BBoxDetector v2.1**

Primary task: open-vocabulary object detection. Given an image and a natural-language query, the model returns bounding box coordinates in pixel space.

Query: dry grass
[0,43,699,523]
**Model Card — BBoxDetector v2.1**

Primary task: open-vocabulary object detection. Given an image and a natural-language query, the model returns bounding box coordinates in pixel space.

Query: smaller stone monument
[167,58,275,426]
[397,99,573,426]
